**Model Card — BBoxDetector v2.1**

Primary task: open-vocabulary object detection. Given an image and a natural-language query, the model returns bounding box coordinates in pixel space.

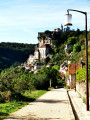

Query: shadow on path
[4,116,61,120]
[35,99,68,104]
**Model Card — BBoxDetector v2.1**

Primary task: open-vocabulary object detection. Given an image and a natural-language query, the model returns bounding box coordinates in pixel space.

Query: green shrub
[67,46,73,53]
[76,60,90,83]
[33,72,49,90]
[52,65,59,70]
[73,43,81,53]
[65,85,70,89]
[67,37,77,45]
[79,38,85,46]
[0,67,35,95]
[81,44,85,50]
[0,91,11,103]
[0,93,5,103]
[76,67,86,83]
[48,87,54,91]
[66,71,69,76]
[83,97,86,104]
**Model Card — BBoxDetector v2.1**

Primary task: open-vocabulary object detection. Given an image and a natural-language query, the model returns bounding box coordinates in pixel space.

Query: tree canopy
[0,42,35,71]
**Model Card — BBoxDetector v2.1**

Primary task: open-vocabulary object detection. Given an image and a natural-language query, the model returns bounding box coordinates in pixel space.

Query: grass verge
[0,90,47,120]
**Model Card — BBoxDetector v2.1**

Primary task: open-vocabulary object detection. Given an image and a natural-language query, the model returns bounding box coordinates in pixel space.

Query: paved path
[4,88,74,120]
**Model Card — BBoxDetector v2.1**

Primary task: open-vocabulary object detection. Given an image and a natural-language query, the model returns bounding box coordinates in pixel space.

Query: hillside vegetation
[0,29,90,119]
[0,42,35,71]
[49,30,90,82]
[50,30,88,64]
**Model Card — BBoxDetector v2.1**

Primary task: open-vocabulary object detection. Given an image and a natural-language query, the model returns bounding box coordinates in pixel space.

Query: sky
[0,0,90,44]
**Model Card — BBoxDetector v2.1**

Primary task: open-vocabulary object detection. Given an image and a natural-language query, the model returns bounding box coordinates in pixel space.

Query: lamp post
[64,9,89,111]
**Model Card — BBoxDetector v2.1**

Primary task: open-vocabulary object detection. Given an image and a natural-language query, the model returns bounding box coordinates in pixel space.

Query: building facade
[27,25,64,65]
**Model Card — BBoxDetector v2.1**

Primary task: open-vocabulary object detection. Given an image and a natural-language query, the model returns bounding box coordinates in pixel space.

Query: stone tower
[61,24,63,32]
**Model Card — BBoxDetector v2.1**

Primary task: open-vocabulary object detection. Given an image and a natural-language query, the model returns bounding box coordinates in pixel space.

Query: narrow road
[4,88,75,120]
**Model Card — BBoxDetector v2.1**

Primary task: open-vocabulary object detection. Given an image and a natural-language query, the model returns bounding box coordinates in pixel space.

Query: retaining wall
[76,82,90,99]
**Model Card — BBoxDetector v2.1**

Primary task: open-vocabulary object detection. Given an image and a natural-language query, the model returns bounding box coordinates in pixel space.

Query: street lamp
[65,13,72,26]
[65,9,89,111]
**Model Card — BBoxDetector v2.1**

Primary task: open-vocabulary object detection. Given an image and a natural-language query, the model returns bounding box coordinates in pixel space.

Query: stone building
[27,55,35,65]
[39,44,52,60]
[27,33,53,65]
[38,33,52,48]
[27,25,64,65]
[34,49,40,60]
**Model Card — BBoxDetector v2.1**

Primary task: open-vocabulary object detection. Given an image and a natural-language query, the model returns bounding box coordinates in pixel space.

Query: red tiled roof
[68,63,82,75]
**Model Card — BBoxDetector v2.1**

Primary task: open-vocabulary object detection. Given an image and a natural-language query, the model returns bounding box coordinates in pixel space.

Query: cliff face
[28,31,54,65]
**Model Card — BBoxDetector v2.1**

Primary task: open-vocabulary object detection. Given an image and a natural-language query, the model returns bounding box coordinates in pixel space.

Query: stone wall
[76,82,90,98]
[71,74,75,89]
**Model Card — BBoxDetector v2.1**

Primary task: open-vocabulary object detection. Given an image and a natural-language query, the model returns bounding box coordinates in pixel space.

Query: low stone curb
[67,89,90,120]
[66,90,75,120]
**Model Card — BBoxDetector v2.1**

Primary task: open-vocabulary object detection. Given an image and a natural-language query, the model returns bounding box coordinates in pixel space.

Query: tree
[73,43,81,53]
[0,67,33,93]
[40,67,59,87]
[45,30,52,37]
[52,65,59,70]
[0,67,22,92]
[32,72,48,90]
[0,42,35,70]
[67,37,77,45]
[14,73,34,93]
[67,46,73,53]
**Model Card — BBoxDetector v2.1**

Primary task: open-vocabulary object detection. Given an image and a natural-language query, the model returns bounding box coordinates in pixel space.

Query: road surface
[4,88,74,120]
